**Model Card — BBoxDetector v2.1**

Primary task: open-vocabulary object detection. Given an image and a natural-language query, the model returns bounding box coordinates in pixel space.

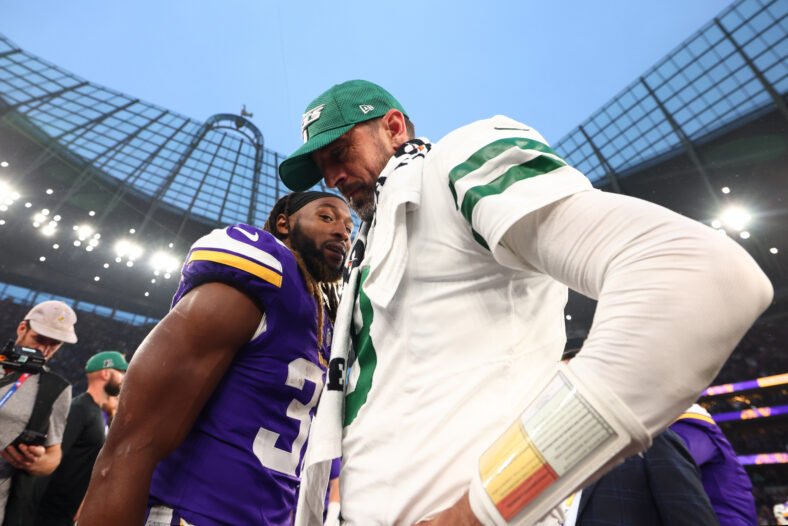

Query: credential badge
[301,104,325,142]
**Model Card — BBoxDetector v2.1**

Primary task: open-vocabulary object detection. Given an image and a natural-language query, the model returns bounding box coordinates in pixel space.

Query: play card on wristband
[469,363,650,526]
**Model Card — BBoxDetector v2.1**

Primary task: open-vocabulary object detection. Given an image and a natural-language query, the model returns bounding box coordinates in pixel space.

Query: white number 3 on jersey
[253,358,324,477]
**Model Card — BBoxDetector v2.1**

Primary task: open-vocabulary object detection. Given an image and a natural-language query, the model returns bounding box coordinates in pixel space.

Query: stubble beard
[104,379,121,397]
[348,185,376,222]
[289,222,343,283]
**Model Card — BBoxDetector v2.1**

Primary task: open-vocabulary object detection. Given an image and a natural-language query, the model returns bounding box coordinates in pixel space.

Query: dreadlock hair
[263,193,344,350]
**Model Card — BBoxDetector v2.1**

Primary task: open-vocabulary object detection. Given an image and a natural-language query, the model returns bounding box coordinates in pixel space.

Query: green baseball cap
[279,79,408,191]
[85,351,129,373]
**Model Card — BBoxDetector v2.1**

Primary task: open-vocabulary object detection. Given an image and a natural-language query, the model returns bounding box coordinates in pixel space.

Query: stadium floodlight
[771,247,779,254]
[88,210,95,216]
[0,161,8,167]
[39,256,46,262]
[721,186,731,194]
[739,231,750,239]
[24,202,31,208]
[150,251,180,274]
[76,225,94,241]
[720,206,751,232]
[115,240,143,261]
[0,181,18,203]
[41,224,56,236]
[33,213,46,223]
[45,189,53,195]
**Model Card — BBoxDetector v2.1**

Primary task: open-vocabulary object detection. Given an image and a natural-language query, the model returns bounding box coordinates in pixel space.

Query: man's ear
[380,109,409,150]
[16,321,27,340]
[275,213,290,237]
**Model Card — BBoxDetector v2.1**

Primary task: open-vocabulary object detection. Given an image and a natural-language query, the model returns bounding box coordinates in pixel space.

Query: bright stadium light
[150,251,180,273]
[721,186,731,194]
[115,240,143,261]
[0,161,8,167]
[720,207,751,232]
[41,224,56,236]
[76,225,94,241]
[710,219,722,229]
[739,231,750,239]
[771,247,779,254]
[0,181,19,203]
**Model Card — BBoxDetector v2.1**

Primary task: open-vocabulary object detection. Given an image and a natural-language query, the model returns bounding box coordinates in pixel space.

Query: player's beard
[104,378,121,397]
[345,183,376,222]
[340,127,391,222]
[289,222,343,283]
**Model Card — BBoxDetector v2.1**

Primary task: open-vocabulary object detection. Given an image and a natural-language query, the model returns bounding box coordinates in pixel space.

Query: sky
[2,0,734,156]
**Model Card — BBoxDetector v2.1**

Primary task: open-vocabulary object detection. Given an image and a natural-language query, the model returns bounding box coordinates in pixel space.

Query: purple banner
[702,373,788,398]
[737,452,788,465]
[712,404,788,422]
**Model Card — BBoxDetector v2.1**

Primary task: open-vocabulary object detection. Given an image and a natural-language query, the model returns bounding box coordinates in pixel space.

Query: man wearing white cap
[0,300,77,524]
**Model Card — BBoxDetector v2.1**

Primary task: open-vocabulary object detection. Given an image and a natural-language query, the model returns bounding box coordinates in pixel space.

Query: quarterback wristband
[468,363,650,526]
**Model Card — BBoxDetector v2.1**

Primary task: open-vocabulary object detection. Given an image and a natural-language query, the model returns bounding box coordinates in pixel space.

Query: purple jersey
[670,405,757,526]
[148,225,330,526]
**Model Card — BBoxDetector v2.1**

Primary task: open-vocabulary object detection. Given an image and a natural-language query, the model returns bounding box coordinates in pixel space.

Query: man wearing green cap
[281,80,772,526]
[32,351,127,525]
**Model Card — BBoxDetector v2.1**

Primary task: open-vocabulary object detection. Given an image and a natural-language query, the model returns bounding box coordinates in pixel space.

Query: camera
[0,339,46,373]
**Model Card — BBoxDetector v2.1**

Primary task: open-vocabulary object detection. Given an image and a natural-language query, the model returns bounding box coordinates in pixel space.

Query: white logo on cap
[359,104,374,114]
[103,359,113,368]
[301,104,325,142]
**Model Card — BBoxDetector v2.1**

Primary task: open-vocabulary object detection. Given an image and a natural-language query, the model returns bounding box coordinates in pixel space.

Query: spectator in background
[670,404,758,526]
[0,301,76,526]
[32,351,128,526]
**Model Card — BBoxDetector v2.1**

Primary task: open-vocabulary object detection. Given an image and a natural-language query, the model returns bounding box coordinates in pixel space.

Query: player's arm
[78,282,262,526]
[426,190,772,526]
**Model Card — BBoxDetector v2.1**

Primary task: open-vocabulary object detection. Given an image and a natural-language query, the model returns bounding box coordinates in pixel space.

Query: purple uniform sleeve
[172,224,291,311]
[671,420,721,466]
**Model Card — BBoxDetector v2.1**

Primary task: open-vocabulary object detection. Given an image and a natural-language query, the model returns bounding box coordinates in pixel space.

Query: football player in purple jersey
[79,191,352,526]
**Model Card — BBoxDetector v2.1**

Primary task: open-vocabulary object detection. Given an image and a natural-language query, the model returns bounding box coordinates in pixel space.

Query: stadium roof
[554,0,788,189]
[0,33,297,232]
[0,0,785,323]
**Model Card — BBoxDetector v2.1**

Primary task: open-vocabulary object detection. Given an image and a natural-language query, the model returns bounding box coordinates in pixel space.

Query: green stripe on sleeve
[448,137,560,206]
[459,155,567,225]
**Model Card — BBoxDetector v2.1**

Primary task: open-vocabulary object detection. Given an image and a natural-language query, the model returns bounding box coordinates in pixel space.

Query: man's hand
[1,443,61,476]
[414,493,482,526]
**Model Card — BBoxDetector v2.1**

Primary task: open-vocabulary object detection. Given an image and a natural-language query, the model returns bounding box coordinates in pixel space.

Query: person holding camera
[0,301,77,525]
[33,351,127,526]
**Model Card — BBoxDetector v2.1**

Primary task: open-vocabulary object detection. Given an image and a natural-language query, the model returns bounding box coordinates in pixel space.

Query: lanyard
[0,372,31,410]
